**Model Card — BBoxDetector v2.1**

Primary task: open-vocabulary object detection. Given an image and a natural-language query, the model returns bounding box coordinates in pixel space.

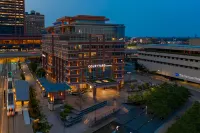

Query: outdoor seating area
[36,78,71,101]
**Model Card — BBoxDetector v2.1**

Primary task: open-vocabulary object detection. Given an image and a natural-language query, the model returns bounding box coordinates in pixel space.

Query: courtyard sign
[175,73,200,81]
[88,64,112,68]
[42,54,46,57]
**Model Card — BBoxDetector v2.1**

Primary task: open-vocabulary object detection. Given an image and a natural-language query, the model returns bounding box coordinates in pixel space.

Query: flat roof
[141,44,200,50]
[23,109,30,125]
[57,15,109,22]
[15,80,29,101]
[38,78,71,93]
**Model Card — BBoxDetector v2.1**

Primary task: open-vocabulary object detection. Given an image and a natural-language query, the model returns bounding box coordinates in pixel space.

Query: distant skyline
[26,0,200,37]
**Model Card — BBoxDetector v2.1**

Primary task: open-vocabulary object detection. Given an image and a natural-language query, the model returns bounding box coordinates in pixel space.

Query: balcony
[65,65,79,68]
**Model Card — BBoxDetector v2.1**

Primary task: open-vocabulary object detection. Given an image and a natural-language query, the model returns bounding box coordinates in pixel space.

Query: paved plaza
[21,64,200,133]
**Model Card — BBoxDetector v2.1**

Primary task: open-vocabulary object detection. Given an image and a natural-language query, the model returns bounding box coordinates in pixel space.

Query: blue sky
[26,0,200,37]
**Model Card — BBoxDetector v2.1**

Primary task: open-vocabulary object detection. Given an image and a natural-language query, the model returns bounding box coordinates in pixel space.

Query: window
[84,52,89,57]
[91,52,96,57]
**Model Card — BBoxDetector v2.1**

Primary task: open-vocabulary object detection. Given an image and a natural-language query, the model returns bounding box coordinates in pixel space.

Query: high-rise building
[25,10,45,35]
[0,0,25,35]
[42,15,125,94]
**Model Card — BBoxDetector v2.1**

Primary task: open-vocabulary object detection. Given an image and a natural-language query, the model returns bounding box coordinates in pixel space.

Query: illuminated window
[91,52,96,57]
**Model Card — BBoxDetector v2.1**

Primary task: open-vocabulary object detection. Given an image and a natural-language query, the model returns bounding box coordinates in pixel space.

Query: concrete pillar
[93,87,96,99]
[117,85,120,91]
[48,101,54,111]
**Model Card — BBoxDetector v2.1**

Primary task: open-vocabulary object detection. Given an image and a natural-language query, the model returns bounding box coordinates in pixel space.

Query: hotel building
[138,44,200,84]
[42,15,125,93]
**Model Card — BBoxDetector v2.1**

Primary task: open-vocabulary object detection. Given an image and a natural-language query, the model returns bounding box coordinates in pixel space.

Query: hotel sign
[175,73,200,81]
[42,54,46,57]
[88,64,112,68]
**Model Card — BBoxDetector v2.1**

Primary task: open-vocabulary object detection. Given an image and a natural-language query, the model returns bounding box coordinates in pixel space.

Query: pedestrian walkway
[15,115,34,133]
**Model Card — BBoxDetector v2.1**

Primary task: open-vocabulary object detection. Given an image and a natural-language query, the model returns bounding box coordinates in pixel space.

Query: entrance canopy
[87,78,119,88]
[37,78,71,93]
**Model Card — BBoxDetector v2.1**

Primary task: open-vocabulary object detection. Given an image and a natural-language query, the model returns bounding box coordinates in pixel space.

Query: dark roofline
[56,15,109,22]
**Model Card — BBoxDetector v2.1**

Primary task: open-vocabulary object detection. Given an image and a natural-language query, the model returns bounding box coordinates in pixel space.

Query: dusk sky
[26,0,200,37]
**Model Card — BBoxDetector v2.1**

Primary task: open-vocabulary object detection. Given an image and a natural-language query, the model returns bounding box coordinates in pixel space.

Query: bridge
[125,49,138,61]
[0,51,41,58]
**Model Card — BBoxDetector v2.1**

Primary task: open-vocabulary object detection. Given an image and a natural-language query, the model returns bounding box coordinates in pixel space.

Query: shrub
[64,108,71,114]
[64,104,73,110]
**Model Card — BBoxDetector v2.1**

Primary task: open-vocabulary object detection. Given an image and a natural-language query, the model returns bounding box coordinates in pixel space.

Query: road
[0,60,30,133]
[0,62,6,133]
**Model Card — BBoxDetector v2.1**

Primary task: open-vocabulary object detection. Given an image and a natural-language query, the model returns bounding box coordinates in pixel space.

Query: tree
[18,62,21,70]
[127,83,190,119]
[128,93,145,105]
[21,73,25,80]
[36,68,46,77]
[29,62,38,73]
[167,102,200,133]
[138,85,143,90]
[130,83,135,90]
[143,83,150,89]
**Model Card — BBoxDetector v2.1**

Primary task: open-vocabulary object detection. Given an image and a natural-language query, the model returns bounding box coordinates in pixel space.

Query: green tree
[36,68,46,77]
[167,102,200,133]
[130,83,135,90]
[29,62,38,73]
[127,83,190,119]
[21,73,25,80]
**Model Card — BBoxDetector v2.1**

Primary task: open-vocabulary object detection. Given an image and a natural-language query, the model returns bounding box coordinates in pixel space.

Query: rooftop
[141,44,200,49]
[38,78,71,93]
[14,80,29,101]
[56,15,109,22]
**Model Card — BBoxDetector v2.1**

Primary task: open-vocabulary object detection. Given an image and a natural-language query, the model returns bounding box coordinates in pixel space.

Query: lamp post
[146,106,148,115]
[93,85,97,123]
